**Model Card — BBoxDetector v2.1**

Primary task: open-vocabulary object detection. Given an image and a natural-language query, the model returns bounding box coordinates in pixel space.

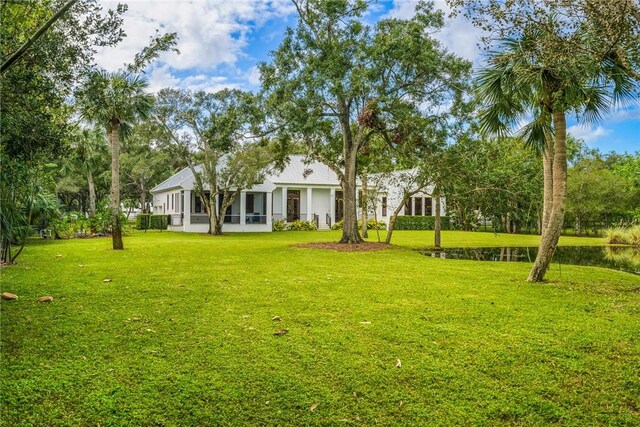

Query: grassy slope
[1,231,638,426]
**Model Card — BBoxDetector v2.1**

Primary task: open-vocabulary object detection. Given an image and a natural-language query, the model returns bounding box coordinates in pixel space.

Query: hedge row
[136,214,169,230]
[394,215,451,230]
[272,219,317,231]
[331,218,387,230]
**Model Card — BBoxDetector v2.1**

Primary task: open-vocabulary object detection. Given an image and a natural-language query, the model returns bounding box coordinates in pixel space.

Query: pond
[420,246,640,276]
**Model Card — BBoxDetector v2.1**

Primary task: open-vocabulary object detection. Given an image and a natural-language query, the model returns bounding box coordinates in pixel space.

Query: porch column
[330,188,336,223]
[306,187,313,221]
[267,191,273,228]
[240,190,246,225]
[281,186,287,221]
[411,197,416,216]
[183,190,191,226]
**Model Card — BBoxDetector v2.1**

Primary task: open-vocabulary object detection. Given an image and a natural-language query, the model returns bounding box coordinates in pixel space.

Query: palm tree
[77,70,154,250]
[475,33,635,282]
[65,127,107,217]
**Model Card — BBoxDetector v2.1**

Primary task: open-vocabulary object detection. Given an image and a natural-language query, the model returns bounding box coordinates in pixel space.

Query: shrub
[331,218,386,230]
[286,220,318,231]
[364,218,386,230]
[50,212,89,239]
[395,215,451,230]
[604,227,629,245]
[272,219,287,231]
[136,214,169,230]
[627,225,640,247]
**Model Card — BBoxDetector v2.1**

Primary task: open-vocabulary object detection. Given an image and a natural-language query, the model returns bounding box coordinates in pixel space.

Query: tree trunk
[87,170,96,217]
[108,122,124,250]
[541,135,554,235]
[340,147,363,244]
[206,193,216,235]
[385,198,407,245]
[140,181,146,214]
[434,184,442,248]
[361,172,368,238]
[528,110,568,282]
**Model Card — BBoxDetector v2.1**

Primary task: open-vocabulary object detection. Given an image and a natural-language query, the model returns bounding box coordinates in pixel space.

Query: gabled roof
[151,155,341,193]
[150,165,203,193]
[267,155,340,186]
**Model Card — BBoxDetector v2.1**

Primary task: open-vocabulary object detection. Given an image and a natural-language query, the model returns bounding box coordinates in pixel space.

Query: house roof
[151,165,203,193]
[150,155,340,194]
[267,155,340,186]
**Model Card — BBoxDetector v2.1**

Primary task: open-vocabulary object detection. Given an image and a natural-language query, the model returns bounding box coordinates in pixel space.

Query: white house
[150,155,445,232]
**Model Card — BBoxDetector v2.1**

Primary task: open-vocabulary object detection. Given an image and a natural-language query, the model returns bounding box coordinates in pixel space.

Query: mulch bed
[294,242,393,252]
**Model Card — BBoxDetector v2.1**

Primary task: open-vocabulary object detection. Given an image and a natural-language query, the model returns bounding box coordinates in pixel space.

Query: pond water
[420,246,640,276]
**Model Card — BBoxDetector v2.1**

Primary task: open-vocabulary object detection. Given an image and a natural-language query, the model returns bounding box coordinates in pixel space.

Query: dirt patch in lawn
[294,242,393,252]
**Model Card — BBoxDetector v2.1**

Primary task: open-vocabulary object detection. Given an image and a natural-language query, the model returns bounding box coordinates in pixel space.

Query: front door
[287,190,300,222]
[335,191,344,222]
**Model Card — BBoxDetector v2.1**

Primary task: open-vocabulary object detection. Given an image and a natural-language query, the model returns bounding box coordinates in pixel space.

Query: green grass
[1,230,639,426]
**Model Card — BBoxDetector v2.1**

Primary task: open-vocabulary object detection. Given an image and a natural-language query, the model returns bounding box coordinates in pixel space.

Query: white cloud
[247,65,261,86]
[605,101,640,122]
[387,0,484,63]
[145,64,238,93]
[567,124,612,144]
[95,0,293,73]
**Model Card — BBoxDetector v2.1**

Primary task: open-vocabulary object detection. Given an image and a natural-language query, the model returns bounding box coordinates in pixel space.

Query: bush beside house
[395,216,451,230]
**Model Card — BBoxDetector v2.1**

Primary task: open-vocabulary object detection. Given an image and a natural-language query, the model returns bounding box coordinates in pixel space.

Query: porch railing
[326,213,332,228]
[245,214,267,224]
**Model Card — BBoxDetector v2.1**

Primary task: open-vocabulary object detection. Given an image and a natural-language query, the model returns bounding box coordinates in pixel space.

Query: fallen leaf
[310,403,319,412]
[1,292,18,301]
[359,321,371,324]
[37,296,53,303]
[353,392,358,398]
[103,279,112,283]
[396,359,402,368]
[273,329,289,336]
[272,315,282,321]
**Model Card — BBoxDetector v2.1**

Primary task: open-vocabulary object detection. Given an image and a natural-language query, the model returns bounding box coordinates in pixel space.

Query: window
[194,194,202,213]
[246,193,254,213]
[382,196,387,217]
[415,197,423,216]
[404,198,412,216]
[166,194,169,210]
[171,194,174,211]
[425,197,433,216]
[246,192,267,224]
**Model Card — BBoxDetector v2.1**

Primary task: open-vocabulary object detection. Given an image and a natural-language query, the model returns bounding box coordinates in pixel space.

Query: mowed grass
[1,230,639,426]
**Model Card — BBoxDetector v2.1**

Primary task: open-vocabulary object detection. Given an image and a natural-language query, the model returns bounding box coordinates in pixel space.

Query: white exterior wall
[272,187,284,220]
[312,188,331,224]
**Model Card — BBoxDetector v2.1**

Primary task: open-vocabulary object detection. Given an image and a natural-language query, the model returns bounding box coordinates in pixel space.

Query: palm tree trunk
[87,170,96,217]
[528,110,567,282]
[109,122,124,250]
[541,133,554,234]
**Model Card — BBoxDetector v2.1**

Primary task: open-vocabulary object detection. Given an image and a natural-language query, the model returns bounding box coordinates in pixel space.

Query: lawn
[1,230,639,426]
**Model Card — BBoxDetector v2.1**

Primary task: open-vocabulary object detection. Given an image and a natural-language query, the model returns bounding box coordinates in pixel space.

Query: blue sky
[97,0,639,153]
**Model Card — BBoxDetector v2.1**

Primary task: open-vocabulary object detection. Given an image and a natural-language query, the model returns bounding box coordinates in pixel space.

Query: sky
[96,0,639,153]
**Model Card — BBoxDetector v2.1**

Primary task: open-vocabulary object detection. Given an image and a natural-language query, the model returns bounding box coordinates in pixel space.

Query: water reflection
[420,246,640,276]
